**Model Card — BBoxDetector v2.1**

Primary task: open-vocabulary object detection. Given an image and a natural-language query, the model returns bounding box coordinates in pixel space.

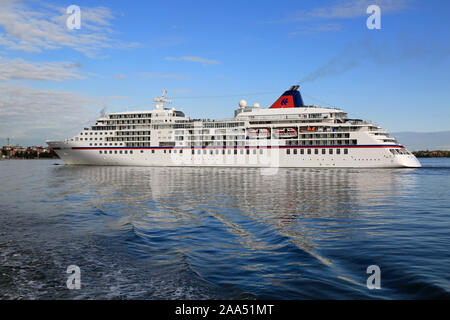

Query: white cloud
[165,56,221,65]
[0,57,84,81]
[289,23,342,35]
[0,0,139,57]
[171,89,192,94]
[113,74,126,79]
[139,72,190,80]
[0,84,123,144]
[0,84,95,141]
[287,0,411,21]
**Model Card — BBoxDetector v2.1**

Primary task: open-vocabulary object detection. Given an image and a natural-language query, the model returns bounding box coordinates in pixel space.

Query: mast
[153,89,172,110]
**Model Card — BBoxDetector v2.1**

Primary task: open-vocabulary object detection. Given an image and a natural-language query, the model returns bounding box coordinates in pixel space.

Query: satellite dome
[239,100,247,108]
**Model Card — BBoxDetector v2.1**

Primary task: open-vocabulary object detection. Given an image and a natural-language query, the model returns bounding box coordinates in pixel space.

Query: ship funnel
[269,85,305,109]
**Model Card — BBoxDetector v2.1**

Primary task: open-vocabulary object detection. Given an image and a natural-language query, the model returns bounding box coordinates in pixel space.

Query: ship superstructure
[47,86,421,168]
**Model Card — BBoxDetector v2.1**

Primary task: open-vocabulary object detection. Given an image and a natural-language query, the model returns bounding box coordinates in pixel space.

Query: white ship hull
[48,142,421,168]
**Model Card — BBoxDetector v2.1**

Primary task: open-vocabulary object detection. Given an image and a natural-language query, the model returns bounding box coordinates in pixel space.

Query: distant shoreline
[412,150,450,158]
[1,157,59,160]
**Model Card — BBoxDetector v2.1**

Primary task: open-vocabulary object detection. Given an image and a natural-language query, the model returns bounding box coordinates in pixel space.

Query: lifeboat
[257,129,270,138]
[248,128,271,139]
[273,128,297,138]
[248,129,258,137]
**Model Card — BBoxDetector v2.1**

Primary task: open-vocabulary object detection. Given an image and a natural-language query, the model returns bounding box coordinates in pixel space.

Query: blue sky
[0,0,449,146]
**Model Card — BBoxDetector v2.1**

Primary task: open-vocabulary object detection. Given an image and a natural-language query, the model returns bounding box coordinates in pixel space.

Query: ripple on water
[0,159,449,299]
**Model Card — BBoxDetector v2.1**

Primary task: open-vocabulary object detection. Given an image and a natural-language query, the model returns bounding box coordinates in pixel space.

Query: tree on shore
[413,150,450,158]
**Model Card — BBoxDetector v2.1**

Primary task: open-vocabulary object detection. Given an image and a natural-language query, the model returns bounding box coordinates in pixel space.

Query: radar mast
[153,89,172,110]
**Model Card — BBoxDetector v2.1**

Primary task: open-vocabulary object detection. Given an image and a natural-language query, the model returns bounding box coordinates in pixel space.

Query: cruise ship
[47,86,421,168]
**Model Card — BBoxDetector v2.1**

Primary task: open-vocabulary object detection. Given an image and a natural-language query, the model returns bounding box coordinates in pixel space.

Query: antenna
[153,88,172,110]
[6,137,10,146]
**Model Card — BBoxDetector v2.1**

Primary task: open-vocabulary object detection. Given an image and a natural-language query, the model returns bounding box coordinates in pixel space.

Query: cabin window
[152,150,155,154]
[300,149,304,155]
[315,149,319,155]
[99,151,102,154]
[286,149,290,155]
[329,149,333,155]
[307,149,311,154]
[322,149,326,155]
[130,150,133,154]
[344,149,348,154]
